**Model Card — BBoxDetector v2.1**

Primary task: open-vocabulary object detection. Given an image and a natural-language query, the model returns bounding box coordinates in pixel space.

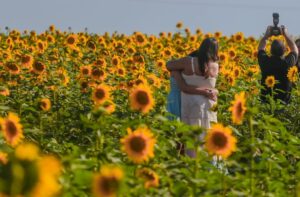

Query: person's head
[197,37,219,74]
[295,38,300,56]
[271,39,285,57]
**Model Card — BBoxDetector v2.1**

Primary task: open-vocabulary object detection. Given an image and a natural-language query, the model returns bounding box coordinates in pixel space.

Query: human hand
[280,25,288,36]
[204,89,218,101]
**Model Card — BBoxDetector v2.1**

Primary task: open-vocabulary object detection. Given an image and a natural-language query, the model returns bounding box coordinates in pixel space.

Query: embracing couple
[166,37,219,157]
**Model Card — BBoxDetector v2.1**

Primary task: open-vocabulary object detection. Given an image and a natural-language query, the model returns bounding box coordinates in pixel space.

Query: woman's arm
[166,57,190,71]
[172,71,217,101]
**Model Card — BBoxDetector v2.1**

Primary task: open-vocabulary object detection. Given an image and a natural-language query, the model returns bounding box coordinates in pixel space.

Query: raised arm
[258,26,271,51]
[171,71,217,101]
[166,57,190,71]
[281,25,299,56]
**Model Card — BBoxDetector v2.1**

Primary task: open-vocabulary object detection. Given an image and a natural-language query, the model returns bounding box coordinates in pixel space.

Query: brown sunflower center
[235,102,243,117]
[136,35,145,43]
[82,68,89,75]
[212,132,228,148]
[22,56,31,64]
[130,136,146,153]
[67,37,75,45]
[136,91,149,105]
[98,177,119,196]
[6,63,18,71]
[95,89,105,99]
[33,62,45,72]
[5,120,17,139]
[112,59,119,66]
[92,69,101,77]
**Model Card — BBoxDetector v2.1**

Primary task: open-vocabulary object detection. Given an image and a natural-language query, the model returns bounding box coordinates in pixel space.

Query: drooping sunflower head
[129,84,154,114]
[120,127,156,163]
[205,123,237,159]
[136,168,159,189]
[92,84,111,105]
[0,112,24,147]
[92,165,123,197]
[229,91,247,125]
[287,66,298,83]
[265,75,276,88]
[39,98,51,112]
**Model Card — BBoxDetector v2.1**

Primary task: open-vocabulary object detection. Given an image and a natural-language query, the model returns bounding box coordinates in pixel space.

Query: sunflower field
[0,23,299,197]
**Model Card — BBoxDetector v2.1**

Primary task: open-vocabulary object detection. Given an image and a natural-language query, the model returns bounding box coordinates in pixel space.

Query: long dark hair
[189,37,219,75]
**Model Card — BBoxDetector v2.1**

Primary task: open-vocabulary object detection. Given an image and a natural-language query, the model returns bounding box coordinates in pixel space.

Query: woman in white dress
[166,37,219,156]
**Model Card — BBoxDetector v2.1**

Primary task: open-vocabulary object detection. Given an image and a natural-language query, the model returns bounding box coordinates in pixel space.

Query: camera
[270,13,281,36]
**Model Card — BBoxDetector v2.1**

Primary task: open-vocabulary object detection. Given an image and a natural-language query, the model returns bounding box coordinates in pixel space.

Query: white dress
[181,57,217,129]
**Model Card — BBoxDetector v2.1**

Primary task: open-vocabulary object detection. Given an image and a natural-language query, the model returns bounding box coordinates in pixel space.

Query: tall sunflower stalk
[248,115,255,195]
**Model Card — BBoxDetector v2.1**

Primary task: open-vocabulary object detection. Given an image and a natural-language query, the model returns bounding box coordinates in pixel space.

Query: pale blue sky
[1,0,300,37]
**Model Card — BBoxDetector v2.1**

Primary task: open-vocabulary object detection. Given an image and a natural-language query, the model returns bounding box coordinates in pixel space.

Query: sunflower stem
[249,115,255,195]
[193,145,199,196]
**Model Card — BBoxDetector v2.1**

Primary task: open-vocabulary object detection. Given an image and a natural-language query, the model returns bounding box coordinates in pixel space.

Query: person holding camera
[257,25,299,104]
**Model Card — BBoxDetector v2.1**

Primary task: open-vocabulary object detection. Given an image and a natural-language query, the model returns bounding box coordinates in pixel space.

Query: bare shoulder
[207,61,219,77]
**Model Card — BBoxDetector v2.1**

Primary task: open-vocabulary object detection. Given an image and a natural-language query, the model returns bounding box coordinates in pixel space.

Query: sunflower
[136,168,159,189]
[120,127,156,163]
[91,68,106,81]
[15,143,39,161]
[205,123,237,159]
[234,32,244,42]
[0,87,10,96]
[214,31,222,38]
[48,25,55,32]
[47,35,55,43]
[92,166,123,197]
[161,48,173,58]
[94,58,107,68]
[0,112,24,147]
[156,60,165,68]
[100,100,115,114]
[39,98,51,111]
[87,40,97,51]
[36,40,46,52]
[176,21,183,29]
[0,152,8,164]
[92,84,111,105]
[5,62,20,75]
[129,84,154,114]
[21,54,34,68]
[228,47,236,59]
[218,52,228,64]
[135,32,147,46]
[32,61,46,75]
[115,67,126,77]
[229,92,247,125]
[65,34,78,50]
[287,66,298,83]
[111,56,121,67]
[265,75,275,88]
[30,155,62,197]
[80,65,92,77]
